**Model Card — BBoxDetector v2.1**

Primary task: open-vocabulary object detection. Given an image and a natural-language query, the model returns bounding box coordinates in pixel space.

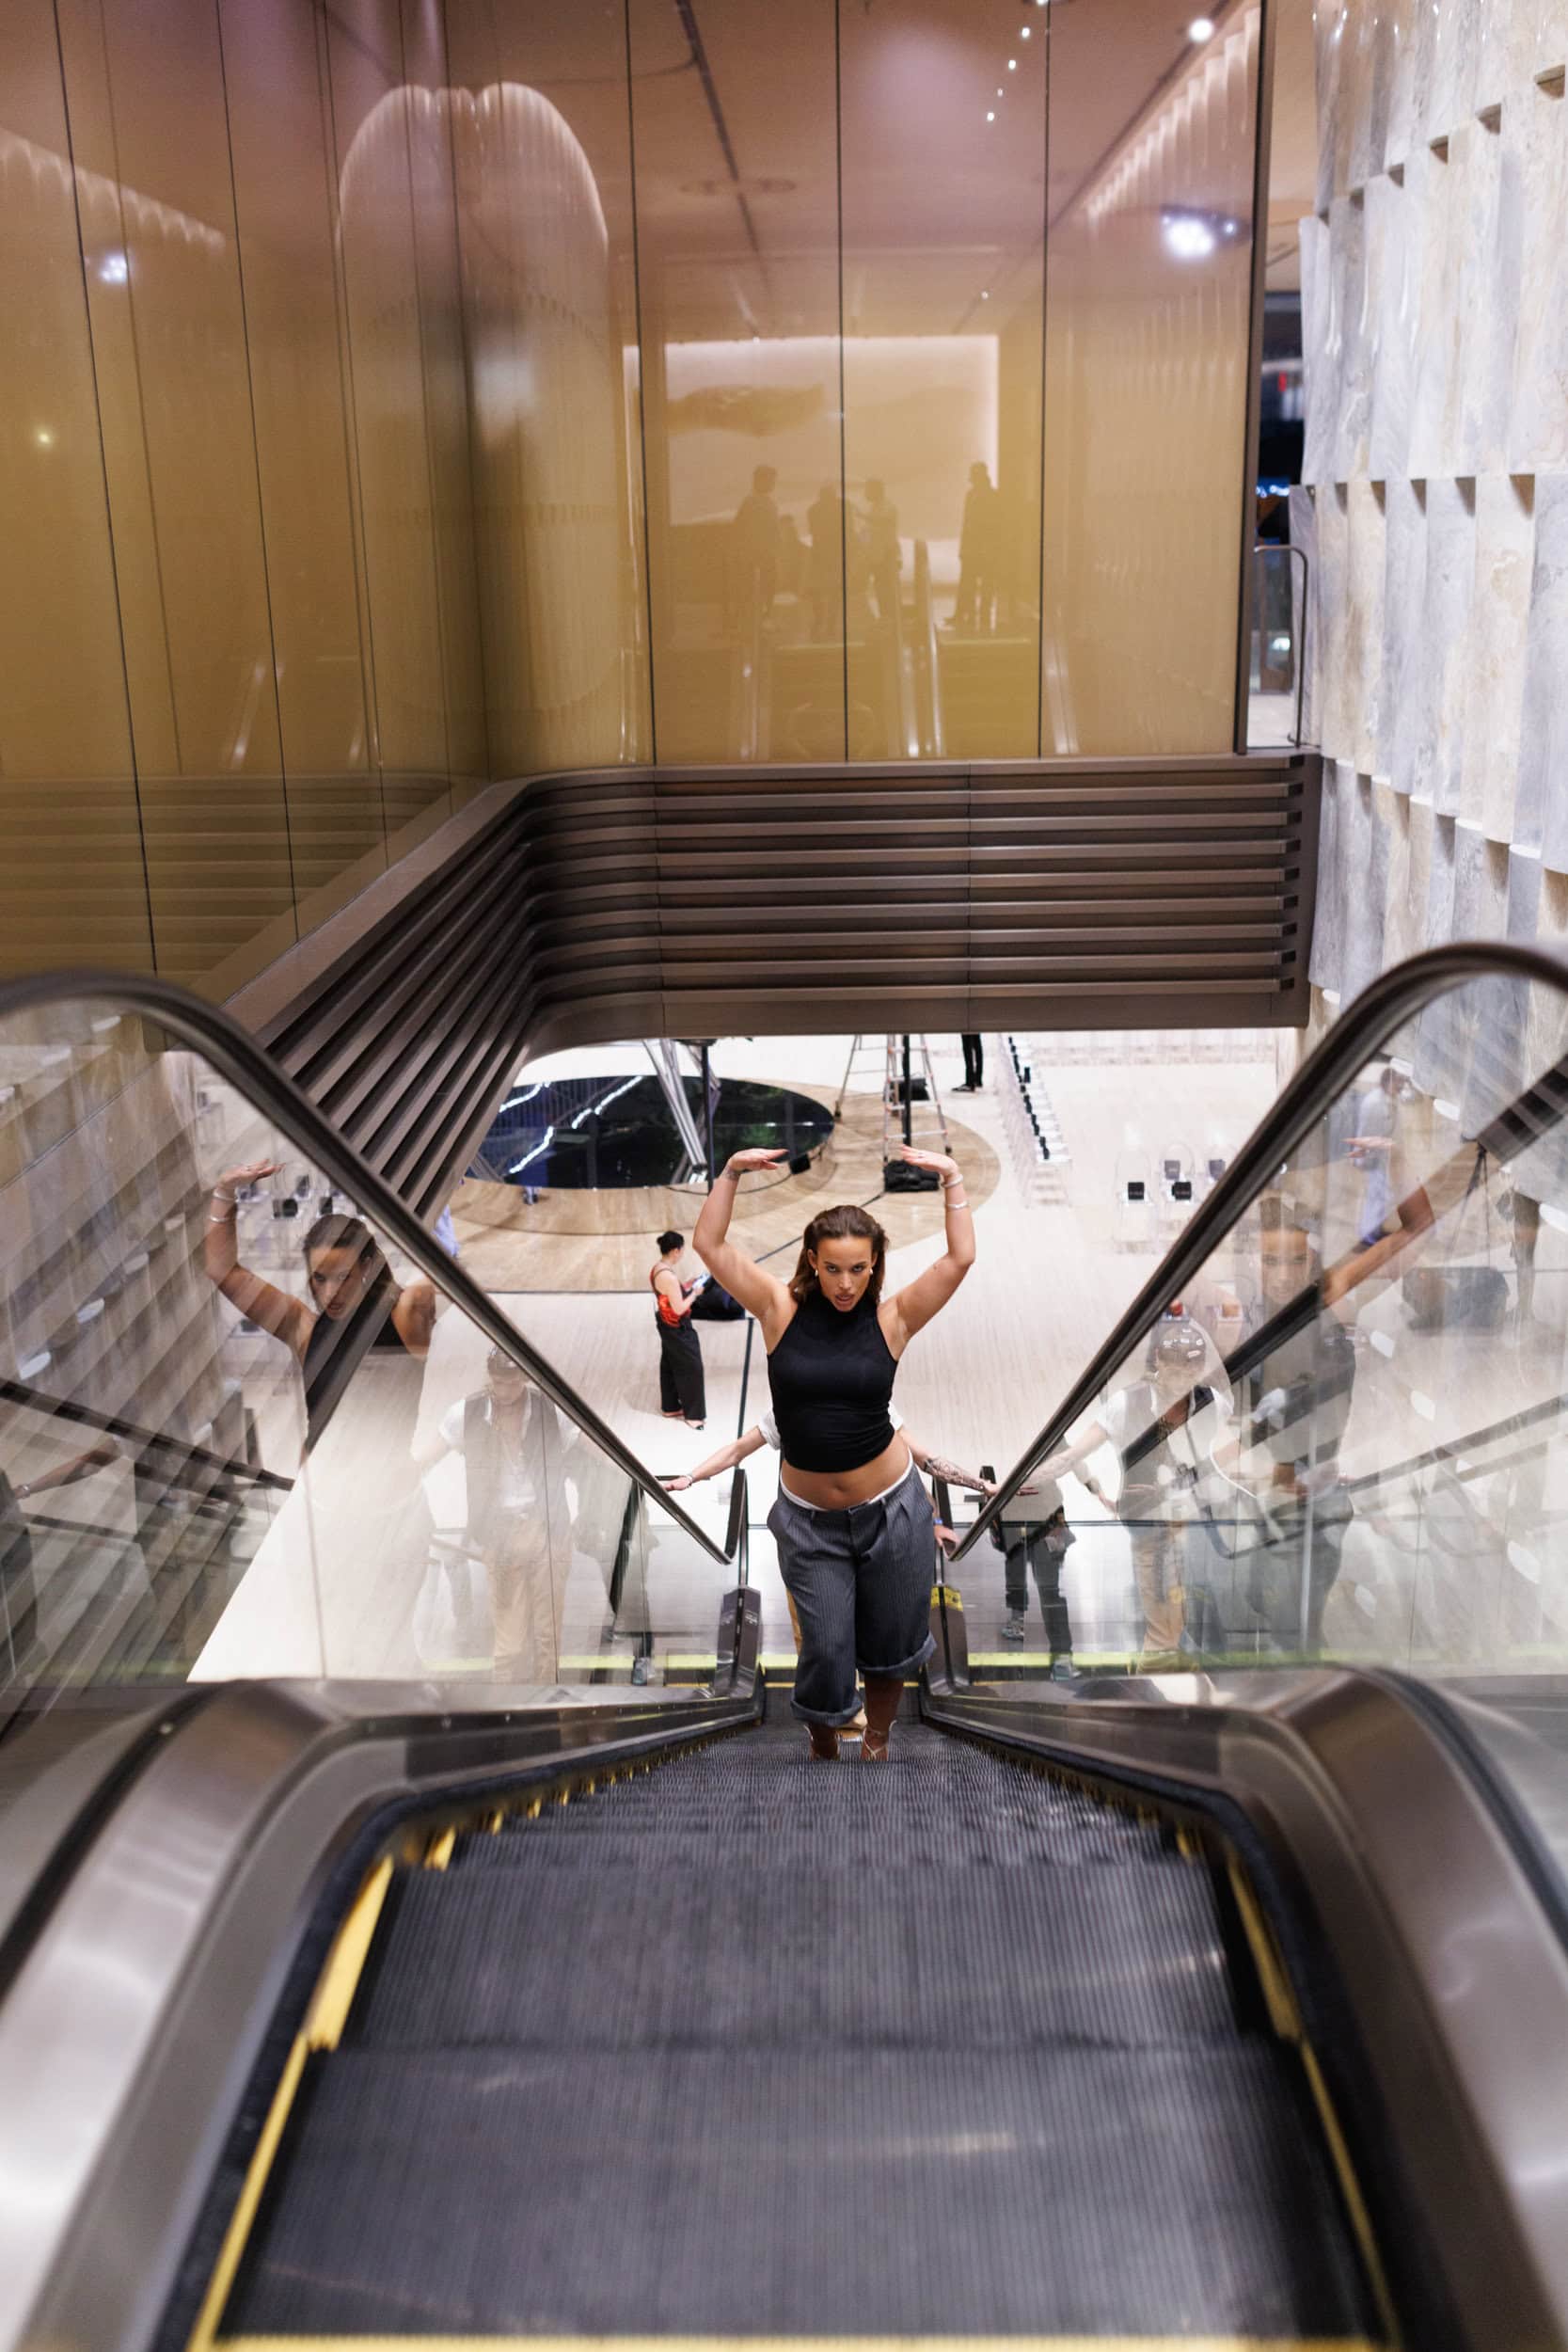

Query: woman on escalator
[692,1143,974,1760]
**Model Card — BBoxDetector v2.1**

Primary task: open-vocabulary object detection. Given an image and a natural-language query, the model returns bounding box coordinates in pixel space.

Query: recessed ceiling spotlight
[986,108,995,120]
[980,289,990,299]
[1187,15,1216,39]
[1008,58,1018,69]
[1021,24,1031,34]
[1163,211,1216,259]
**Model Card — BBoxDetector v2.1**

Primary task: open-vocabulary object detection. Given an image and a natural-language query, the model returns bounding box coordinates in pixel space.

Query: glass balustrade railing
[1245,539,1307,750]
[958,951,1568,1690]
[0,988,745,1752]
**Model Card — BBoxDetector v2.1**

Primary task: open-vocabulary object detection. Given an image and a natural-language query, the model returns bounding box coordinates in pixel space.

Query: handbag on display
[1402,1146,1508,1332]
[689,1278,744,1321]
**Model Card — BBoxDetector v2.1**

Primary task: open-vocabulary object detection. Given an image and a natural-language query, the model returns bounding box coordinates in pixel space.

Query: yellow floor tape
[223,2335,1377,2350]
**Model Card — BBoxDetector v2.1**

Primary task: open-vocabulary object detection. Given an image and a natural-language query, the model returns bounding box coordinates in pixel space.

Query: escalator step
[228,2042,1372,2340]
[350,1857,1236,2054]
[450,1731,1170,1872]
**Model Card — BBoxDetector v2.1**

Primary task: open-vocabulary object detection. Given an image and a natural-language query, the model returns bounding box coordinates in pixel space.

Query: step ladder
[878,1034,951,1165]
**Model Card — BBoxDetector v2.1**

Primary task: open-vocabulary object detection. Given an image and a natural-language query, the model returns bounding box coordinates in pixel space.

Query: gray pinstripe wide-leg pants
[768,1468,938,1724]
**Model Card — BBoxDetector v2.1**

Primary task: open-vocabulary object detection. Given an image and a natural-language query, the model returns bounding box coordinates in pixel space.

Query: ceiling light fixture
[1007,58,1018,69]
[1021,24,1031,34]
[1187,15,1216,39]
[980,289,990,299]
[1163,211,1216,259]
[986,108,995,119]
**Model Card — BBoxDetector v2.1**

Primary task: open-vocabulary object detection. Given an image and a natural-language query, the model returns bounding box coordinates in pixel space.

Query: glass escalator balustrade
[0,998,732,1729]
[12,959,1568,1738]
[991,964,1568,1683]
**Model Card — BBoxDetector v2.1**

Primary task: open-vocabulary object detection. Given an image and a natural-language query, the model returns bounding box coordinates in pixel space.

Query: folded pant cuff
[858,1630,937,1679]
[789,1692,869,1727]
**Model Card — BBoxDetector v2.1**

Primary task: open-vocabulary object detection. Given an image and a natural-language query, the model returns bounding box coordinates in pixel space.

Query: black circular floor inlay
[479,1075,832,1190]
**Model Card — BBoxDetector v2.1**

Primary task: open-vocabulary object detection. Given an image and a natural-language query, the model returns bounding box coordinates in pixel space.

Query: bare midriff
[779,1431,911,1511]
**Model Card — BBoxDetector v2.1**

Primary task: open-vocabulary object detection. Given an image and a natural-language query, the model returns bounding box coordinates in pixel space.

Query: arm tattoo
[922,1453,988,1493]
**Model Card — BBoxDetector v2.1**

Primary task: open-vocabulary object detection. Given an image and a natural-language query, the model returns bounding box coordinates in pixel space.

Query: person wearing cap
[1040,1310,1230,1661]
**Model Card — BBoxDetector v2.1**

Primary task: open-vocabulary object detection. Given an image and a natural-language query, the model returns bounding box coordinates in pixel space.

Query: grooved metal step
[221,1724,1377,2344]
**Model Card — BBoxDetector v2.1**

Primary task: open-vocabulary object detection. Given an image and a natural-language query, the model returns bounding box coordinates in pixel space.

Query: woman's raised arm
[691,1150,794,1326]
[883,1147,974,1350]
[202,1161,313,1361]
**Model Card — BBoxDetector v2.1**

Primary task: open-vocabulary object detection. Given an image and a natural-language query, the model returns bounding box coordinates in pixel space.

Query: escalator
[209,1722,1372,2344]
[5,952,1568,2352]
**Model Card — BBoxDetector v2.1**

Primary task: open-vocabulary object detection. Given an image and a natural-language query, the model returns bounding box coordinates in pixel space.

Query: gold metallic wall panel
[1,0,497,993]
[4,0,1268,991]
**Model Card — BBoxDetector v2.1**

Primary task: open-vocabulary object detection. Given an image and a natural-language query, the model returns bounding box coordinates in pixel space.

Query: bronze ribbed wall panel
[243,754,1319,1216]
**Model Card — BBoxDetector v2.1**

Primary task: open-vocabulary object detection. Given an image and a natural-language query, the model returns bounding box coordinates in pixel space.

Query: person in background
[951,461,1000,634]
[862,478,902,628]
[957,1034,984,1091]
[806,482,847,640]
[1039,1314,1229,1661]
[651,1229,706,1431]
[993,1466,1095,1675]
[1344,1060,1402,1247]
[731,464,782,632]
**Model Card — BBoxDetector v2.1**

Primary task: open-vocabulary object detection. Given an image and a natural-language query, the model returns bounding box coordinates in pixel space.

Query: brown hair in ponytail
[788,1202,888,1306]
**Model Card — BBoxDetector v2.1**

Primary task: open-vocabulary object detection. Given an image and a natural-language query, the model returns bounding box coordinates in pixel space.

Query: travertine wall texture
[1298,0,1568,1043]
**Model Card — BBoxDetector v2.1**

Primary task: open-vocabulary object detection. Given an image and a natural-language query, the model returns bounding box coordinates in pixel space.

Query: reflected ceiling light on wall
[1163,209,1217,259]
[34,427,55,448]
[98,250,129,283]
[1187,15,1216,37]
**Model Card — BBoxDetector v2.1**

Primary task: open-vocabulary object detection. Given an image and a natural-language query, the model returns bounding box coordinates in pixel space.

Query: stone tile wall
[1299,0,1568,1093]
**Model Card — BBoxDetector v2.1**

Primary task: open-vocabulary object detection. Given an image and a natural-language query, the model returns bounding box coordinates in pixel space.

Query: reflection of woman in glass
[204,1160,437,1673]
[421,1347,570,1682]
[204,1160,436,1448]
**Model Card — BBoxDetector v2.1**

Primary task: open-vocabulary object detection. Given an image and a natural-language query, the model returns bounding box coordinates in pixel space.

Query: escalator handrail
[952,938,1568,1559]
[0,968,737,1567]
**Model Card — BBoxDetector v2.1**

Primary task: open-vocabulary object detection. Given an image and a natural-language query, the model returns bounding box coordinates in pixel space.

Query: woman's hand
[661,1472,695,1491]
[934,1522,958,1552]
[722,1148,789,1177]
[213,1159,281,1197]
[897,1144,959,1183]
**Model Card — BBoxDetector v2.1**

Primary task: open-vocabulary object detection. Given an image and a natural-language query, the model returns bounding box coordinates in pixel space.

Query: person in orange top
[651,1229,707,1431]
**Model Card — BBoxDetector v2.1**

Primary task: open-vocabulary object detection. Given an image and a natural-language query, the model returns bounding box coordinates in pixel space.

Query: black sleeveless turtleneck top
[766,1287,897,1472]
